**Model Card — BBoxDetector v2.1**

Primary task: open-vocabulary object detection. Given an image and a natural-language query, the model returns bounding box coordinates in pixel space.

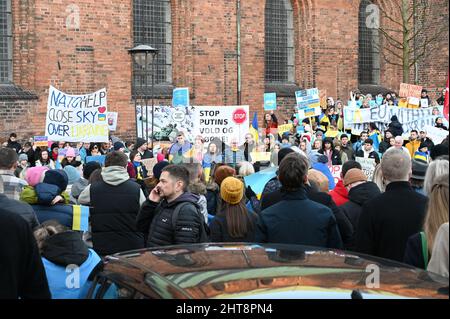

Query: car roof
[101,243,449,299]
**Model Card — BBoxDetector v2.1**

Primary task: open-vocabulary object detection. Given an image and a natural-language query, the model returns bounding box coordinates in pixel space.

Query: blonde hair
[33,221,67,253]
[372,163,386,192]
[424,174,449,253]
[424,158,449,195]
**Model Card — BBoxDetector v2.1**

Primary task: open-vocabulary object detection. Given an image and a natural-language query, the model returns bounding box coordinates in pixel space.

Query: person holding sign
[419,89,432,108]
[356,139,380,164]
[264,110,278,138]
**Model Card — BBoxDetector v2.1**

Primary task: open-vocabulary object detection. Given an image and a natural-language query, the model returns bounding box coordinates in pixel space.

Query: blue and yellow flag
[249,112,259,142]
[72,205,90,232]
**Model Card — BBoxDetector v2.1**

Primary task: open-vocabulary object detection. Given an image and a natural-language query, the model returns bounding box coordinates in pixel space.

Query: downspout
[237,0,242,105]
[413,0,418,84]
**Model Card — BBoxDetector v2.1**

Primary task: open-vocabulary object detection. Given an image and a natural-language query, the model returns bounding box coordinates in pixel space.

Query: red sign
[232,108,247,125]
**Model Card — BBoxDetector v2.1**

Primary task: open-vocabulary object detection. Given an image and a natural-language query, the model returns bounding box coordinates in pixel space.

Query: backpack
[171,202,210,243]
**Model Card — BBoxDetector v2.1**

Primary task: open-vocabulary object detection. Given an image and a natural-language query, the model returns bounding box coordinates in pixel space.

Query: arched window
[133,0,172,93]
[265,0,295,83]
[359,0,380,85]
[0,0,13,83]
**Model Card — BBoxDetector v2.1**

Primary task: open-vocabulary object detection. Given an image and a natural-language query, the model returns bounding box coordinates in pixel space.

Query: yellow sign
[278,124,293,135]
[250,152,271,163]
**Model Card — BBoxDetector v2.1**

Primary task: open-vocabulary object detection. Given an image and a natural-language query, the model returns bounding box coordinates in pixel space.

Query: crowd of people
[0,88,449,299]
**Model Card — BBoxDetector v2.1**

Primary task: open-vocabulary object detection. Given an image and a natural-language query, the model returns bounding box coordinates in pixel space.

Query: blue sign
[172,88,190,108]
[86,155,106,166]
[376,96,383,105]
[369,100,376,108]
[264,93,277,111]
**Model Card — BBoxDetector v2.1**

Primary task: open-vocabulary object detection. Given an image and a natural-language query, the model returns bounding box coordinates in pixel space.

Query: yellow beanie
[220,177,244,205]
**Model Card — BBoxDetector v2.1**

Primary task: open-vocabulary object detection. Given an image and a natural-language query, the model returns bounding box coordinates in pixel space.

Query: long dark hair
[220,200,253,238]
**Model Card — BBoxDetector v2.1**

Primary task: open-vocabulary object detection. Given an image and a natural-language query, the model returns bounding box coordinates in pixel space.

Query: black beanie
[153,161,170,180]
[277,148,295,166]
[136,138,147,150]
[430,144,449,160]
[83,162,101,180]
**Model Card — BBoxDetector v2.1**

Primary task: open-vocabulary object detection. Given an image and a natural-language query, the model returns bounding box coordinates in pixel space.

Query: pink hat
[66,147,76,157]
[157,153,165,163]
[25,166,49,187]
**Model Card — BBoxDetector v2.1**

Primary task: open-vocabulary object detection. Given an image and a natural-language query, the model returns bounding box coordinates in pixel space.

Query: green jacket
[20,185,70,205]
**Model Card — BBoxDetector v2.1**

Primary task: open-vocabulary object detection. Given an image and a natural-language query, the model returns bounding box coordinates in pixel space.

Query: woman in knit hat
[61,147,81,168]
[205,164,236,216]
[14,153,29,179]
[210,177,259,242]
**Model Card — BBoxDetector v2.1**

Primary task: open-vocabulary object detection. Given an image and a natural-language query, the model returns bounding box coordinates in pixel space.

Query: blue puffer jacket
[40,231,101,299]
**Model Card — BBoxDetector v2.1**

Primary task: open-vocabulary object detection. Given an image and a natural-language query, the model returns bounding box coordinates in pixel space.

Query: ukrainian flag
[72,205,90,232]
[249,112,259,142]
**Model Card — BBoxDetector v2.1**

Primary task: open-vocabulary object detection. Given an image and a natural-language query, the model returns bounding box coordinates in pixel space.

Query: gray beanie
[18,154,28,162]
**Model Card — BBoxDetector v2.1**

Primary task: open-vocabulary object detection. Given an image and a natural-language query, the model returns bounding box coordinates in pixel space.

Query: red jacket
[329,179,349,206]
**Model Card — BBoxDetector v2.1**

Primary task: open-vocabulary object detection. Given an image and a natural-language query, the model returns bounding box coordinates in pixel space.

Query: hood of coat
[101,166,129,186]
[41,231,89,266]
[188,181,207,196]
[164,192,201,209]
[333,180,348,197]
[206,182,219,192]
[348,181,381,206]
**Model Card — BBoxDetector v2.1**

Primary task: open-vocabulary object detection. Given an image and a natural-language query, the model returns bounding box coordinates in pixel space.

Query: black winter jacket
[137,192,204,247]
[0,210,50,299]
[260,184,353,246]
[356,182,427,262]
[340,182,381,251]
[0,193,39,230]
[90,179,145,256]
[318,149,342,165]
[256,188,343,249]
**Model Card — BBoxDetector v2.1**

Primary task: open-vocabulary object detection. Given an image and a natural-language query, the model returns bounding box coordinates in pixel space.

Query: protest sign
[172,88,190,108]
[107,112,118,131]
[344,105,444,135]
[329,165,342,186]
[355,157,376,181]
[86,155,106,166]
[195,106,250,144]
[407,97,420,108]
[296,88,320,109]
[136,105,196,142]
[297,106,322,120]
[250,152,271,163]
[420,99,429,108]
[264,93,277,111]
[399,83,423,99]
[278,124,293,135]
[34,136,48,148]
[45,86,108,143]
[423,126,449,145]
[141,158,158,175]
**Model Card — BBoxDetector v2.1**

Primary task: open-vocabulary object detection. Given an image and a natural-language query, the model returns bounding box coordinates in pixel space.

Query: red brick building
[1,0,448,141]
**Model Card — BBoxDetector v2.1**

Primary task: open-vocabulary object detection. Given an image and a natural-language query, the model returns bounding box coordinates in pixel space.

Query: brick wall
[1,0,448,142]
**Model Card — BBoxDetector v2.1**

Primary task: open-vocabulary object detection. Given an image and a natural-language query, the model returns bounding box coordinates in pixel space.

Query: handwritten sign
[296,88,320,109]
[250,152,271,163]
[355,157,376,181]
[399,83,423,99]
[45,86,108,142]
[278,124,293,135]
[34,136,49,148]
[264,93,277,111]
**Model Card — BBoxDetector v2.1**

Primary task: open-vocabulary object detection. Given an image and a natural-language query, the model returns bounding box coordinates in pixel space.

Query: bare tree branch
[379,28,404,50]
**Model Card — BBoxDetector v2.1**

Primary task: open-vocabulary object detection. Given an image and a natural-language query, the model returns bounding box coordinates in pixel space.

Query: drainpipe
[237,0,242,105]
